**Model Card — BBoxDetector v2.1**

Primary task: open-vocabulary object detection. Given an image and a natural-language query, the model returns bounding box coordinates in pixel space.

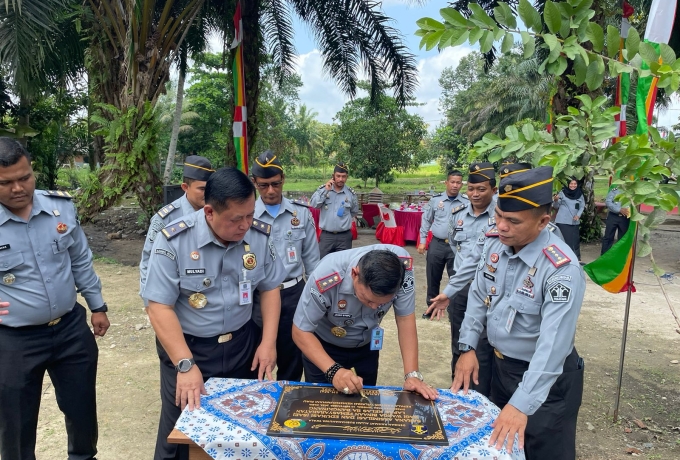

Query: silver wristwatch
[404,370,424,381]
[459,343,475,353]
[175,358,195,373]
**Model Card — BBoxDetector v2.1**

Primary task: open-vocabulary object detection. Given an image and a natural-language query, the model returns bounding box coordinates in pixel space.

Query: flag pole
[612,216,638,423]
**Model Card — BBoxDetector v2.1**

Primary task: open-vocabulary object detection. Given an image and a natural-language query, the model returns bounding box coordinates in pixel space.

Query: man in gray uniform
[453,166,585,459]
[0,138,109,460]
[140,155,214,302]
[601,185,630,254]
[310,163,358,257]
[426,162,497,395]
[418,170,467,318]
[251,150,319,381]
[143,167,287,460]
[292,245,438,400]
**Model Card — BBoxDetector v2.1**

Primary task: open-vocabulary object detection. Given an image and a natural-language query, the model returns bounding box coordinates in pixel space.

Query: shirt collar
[0,191,50,225]
[504,227,550,268]
[255,196,291,219]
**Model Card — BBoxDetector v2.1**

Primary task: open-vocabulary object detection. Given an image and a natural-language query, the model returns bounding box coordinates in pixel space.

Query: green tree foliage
[417,1,680,269]
[428,124,470,173]
[334,88,427,188]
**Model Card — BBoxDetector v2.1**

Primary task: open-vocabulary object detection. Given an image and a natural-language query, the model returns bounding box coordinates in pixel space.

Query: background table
[173,378,524,460]
[393,209,423,242]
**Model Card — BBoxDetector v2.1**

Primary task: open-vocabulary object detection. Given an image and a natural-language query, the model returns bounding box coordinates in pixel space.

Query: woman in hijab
[553,177,586,262]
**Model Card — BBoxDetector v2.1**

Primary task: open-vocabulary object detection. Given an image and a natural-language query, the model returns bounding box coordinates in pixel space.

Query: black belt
[432,236,449,244]
[322,229,350,234]
[493,348,530,366]
[184,321,250,344]
[0,304,77,330]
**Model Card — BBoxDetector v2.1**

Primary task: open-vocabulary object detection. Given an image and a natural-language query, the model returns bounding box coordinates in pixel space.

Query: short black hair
[447,170,463,179]
[0,137,31,167]
[357,250,405,296]
[204,167,255,212]
[531,203,552,218]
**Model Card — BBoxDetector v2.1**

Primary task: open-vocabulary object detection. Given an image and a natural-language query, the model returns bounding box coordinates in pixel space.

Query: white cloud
[295,46,474,129]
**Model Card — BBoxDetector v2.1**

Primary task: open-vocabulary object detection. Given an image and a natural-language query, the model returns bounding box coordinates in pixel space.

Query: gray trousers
[556,223,581,260]
[319,230,352,258]
[425,237,455,306]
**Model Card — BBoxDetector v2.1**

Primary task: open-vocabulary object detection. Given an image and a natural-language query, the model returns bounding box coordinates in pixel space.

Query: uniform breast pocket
[180,274,216,291]
[453,232,467,242]
[512,297,542,333]
[51,234,75,254]
[0,251,29,285]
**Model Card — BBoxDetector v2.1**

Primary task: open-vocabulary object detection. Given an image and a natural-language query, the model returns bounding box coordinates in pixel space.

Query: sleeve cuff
[142,289,177,307]
[458,331,480,350]
[508,386,541,416]
[442,285,457,298]
[84,294,105,311]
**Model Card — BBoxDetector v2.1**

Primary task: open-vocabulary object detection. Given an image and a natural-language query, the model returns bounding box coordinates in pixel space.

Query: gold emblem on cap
[331,326,347,338]
[503,168,509,174]
[188,293,207,309]
[474,165,480,170]
[243,253,257,270]
[3,273,15,285]
[504,185,513,192]
[190,251,200,260]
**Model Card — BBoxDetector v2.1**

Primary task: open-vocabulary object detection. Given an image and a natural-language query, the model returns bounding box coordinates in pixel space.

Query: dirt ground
[32,207,680,459]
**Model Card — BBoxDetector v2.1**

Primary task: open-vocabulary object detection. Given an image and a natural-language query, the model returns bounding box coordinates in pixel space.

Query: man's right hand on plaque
[333,368,363,394]
[450,350,479,395]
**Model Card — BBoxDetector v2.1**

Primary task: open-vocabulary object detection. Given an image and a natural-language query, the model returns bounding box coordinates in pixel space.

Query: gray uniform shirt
[254,197,319,279]
[142,210,288,337]
[139,194,195,297]
[293,244,416,348]
[552,191,585,225]
[0,190,104,327]
[419,193,469,243]
[459,228,585,416]
[309,185,359,232]
[605,187,624,214]
[442,200,496,298]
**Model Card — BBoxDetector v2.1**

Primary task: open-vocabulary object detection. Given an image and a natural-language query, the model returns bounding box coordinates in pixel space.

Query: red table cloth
[393,209,423,243]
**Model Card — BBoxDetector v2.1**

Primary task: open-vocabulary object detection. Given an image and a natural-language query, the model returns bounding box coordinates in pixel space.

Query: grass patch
[94,255,120,265]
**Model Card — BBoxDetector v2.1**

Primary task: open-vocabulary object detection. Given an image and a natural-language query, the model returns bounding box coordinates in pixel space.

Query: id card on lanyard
[240,268,252,306]
[370,326,384,350]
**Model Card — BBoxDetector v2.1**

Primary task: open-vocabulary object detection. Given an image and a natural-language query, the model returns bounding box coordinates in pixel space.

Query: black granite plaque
[266,385,448,445]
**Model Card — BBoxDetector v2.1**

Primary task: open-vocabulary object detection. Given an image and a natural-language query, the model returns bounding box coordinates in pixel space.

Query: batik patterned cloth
[175,378,524,460]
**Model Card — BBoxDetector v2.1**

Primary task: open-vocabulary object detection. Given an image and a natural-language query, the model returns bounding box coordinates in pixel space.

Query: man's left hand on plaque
[404,378,439,400]
[333,368,363,394]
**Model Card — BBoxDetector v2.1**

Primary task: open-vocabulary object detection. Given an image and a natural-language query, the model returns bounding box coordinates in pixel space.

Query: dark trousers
[319,230,353,258]
[556,223,581,260]
[0,305,99,460]
[490,348,584,460]
[449,284,493,396]
[302,338,380,386]
[276,281,305,381]
[601,213,630,255]
[426,237,455,306]
[154,322,258,460]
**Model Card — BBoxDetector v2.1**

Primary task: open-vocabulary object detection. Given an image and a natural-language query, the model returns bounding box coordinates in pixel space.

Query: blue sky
[289,1,475,128]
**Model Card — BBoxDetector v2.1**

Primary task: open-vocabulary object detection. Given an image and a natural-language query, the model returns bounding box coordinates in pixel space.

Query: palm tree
[291,104,320,166]
[226,0,419,165]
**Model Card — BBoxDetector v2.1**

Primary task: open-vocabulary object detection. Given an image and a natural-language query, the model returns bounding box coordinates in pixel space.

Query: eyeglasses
[254,181,283,190]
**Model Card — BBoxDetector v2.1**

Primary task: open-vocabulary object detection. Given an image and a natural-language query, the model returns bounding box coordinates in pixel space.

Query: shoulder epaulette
[399,256,413,270]
[156,204,177,219]
[316,272,342,293]
[543,244,571,267]
[485,226,500,237]
[451,203,467,214]
[547,222,557,232]
[251,219,271,236]
[432,192,443,197]
[161,221,189,240]
[347,186,356,194]
[291,199,310,208]
[45,190,73,199]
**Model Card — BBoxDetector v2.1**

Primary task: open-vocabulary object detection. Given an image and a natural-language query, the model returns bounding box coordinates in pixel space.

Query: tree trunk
[164,48,187,184]
[226,0,262,167]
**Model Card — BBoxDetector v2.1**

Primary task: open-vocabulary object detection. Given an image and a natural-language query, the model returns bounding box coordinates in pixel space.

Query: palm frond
[262,0,297,84]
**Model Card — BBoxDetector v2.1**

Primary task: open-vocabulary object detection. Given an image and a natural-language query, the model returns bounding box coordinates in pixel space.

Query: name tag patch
[155,248,175,260]
[549,283,571,302]
[483,272,495,282]
[0,244,10,251]
[185,268,206,275]
[333,313,353,318]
